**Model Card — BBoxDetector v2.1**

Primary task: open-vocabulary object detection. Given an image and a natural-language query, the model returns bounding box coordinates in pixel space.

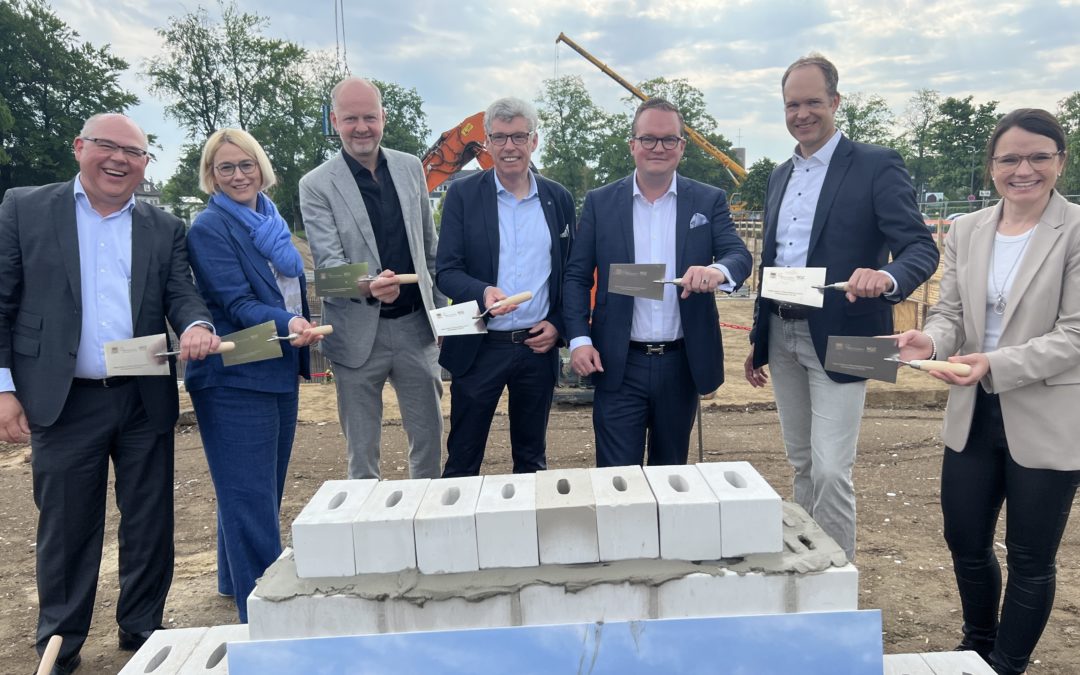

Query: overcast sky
[50,0,1080,185]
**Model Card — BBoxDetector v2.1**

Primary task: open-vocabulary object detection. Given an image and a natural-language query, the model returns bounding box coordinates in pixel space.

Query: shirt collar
[493,170,537,200]
[791,129,843,167]
[73,174,137,215]
[632,170,679,200]
[341,148,385,177]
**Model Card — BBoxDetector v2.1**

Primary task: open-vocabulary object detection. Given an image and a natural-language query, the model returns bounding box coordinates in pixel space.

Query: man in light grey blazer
[300,77,444,480]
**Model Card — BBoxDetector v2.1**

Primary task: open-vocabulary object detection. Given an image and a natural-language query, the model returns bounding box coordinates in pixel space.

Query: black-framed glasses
[632,135,685,150]
[991,150,1063,170]
[80,137,151,160]
[215,160,259,177]
[488,132,533,146]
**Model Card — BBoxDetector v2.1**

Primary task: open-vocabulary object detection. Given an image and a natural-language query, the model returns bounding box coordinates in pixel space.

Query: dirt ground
[1,299,1077,673]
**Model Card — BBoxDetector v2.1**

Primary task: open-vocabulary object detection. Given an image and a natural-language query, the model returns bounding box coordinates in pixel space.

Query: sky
[49,0,1080,186]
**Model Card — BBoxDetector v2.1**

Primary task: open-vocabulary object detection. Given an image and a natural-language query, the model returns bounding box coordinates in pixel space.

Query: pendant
[994,294,1007,315]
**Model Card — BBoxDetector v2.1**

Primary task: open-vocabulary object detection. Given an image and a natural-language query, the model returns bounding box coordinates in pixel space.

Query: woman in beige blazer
[896,109,1080,675]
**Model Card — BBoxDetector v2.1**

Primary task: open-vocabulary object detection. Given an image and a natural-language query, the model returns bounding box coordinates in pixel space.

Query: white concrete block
[291,479,378,578]
[414,476,483,574]
[246,593,382,640]
[117,627,207,675]
[475,474,539,569]
[696,462,783,556]
[882,653,937,675]
[588,466,659,561]
[656,571,786,618]
[352,478,431,574]
[921,651,997,674]
[519,582,650,625]
[534,468,599,564]
[794,564,859,612]
[384,595,513,634]
[643,465,722,561]
[178,624,249,674]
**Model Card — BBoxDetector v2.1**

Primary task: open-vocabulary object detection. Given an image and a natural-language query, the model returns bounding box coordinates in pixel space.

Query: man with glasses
[564,97,752,467]
[436,97,575,477]
[744,54,939,560]
[0,113,218,672]
[300,77,444,480]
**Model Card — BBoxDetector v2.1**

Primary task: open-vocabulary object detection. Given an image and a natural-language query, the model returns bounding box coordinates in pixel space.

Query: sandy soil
[1,299,1076,673]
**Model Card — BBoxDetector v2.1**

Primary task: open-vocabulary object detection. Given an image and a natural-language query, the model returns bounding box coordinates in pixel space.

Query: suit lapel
[482,170,500,279]
[1001,193,1066,327]
[675,176,692,273]
[129,203,151,325]
[965,206,998,347]
[808,137,853,257]
[619,176,635,262]
[385,151,420,262]
[763,161,793,265]
[537,176,562,281]
[54,182,82,310]
[329,154,380,265]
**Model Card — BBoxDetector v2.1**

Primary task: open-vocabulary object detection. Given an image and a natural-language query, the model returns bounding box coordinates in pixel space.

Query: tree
[0,0,138,196]
[739,158,776,211]
[536,75,611,206]
[160,143,204,221]
[837,92,895,147]
[899,89,942,198]
[371,79,430,158]
[1058,92,1080,196]
[930,95,999,199]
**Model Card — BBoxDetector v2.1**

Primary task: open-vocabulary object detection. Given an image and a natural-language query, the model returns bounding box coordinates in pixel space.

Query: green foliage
[370,79,431,157]
[536,75,614,207]
[160,143,204,221]
[738,157,777,211]
[930,95,999,198]
[0,0,138,195]
[837,92,895,147]
[1058,92,1080,196]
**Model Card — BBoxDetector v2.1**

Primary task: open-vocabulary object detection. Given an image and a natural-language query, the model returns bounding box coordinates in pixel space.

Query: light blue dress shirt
[487,172,552,332]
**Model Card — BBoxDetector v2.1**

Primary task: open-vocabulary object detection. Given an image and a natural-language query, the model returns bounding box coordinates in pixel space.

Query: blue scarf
[211,192,303,278]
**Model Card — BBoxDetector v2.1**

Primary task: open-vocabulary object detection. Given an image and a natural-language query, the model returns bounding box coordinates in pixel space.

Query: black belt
[629,339,684,355]
[769,303,812,321]
[71,376,134,388]
[486,329,532,344]
[379,301,423,319]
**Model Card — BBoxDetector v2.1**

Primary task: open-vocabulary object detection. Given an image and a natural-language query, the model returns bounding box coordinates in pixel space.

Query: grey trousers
[767,315,866,560]
[332,309,443,479]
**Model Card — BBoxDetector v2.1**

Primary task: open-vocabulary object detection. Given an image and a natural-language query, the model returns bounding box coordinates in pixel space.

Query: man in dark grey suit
[300,77,444,480]
[0,113,218,672]
[744,55,939,560]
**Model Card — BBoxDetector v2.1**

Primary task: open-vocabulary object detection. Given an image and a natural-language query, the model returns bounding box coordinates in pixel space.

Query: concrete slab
[178,624,249,674]
[475,474,539,569]
[519,582,650,625]
[384,595,514,633]
[696,461,782,556]
[535,468,599,564]
[794,564,859,612]
[883,653,937,675]
[657,571,786,618]
[643,465,722,561]
[352,478,431,574]
[414,476,483,574]
[247,593,383,640]
[589,466,659,561]
[920,651,996,674]
[291,479,378,578]
[117,627,207,675]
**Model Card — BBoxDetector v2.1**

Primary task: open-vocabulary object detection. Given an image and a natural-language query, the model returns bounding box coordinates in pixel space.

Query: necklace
[989,227,1034,315]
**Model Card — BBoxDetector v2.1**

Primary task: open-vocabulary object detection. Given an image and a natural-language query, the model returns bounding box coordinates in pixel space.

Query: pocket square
[559,224,570,238]
[689,213,708,228]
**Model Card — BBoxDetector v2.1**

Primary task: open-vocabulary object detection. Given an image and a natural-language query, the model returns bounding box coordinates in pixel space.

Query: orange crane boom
[420,111,493,193]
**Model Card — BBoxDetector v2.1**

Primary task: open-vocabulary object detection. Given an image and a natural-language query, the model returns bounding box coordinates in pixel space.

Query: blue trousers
[191,385,298,622]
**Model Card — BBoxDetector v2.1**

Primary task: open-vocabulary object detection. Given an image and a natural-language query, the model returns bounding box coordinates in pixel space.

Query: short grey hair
[80,113,149,148]
[484,97,538,134]
[330,77,383,112]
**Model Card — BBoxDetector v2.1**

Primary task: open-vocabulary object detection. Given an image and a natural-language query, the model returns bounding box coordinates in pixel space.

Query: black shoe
[37,652,80,675]
[117,625,163,651]
[953,640,992,661]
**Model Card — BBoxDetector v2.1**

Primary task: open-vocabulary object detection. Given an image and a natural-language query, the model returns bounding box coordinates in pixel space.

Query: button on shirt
[487,172,551,332]
[774,130,842,269]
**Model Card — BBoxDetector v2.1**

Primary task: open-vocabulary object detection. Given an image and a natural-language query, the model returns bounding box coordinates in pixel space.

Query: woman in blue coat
[186,128,323,621]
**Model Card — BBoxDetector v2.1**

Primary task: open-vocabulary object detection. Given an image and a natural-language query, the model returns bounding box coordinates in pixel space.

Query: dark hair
[985,108,1066,175]
[782,53,839,98]
[631,97,684,137]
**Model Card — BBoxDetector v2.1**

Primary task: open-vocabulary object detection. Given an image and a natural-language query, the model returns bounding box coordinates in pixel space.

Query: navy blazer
[749,136,940,382]
[184,201,311,393]
[436,169,575,377]
[563,174,752,394]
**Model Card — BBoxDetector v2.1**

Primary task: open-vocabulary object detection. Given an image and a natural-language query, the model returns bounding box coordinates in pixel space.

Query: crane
[419,112,493,194]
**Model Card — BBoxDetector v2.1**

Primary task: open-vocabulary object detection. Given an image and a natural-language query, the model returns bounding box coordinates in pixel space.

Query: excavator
[420,111,492,193]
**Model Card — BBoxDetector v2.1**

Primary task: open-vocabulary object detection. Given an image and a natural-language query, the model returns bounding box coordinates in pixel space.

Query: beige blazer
[925,191,1080,470]
[299,148,445,369]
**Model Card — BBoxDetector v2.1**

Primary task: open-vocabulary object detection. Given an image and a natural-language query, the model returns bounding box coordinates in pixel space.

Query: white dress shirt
[488,171,551,332]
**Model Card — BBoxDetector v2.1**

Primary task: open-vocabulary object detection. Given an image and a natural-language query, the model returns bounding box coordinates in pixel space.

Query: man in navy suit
[744,54,939,560]
[436,97,575,476]
[564,97,752,467]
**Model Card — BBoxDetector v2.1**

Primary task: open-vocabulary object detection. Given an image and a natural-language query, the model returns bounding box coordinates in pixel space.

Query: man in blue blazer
[437,97,575,476]
[744,55,939,560]
[564,98,752,467]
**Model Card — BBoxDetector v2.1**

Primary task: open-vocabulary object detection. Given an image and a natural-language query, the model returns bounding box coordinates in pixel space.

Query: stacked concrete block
[384,595,514,633]
[352,478,431,574]
[643,465,722,561]
[248,593,382,640]
[696,462,783,557]
[656,571,786,618]
[588,466,659,561]
[519,582,650,625]
[535,468,599,564]
[475,474,539,569]
[291,479,378,577]
[180,624,250,674]
[413,476,483,574]
[117,627,208,675]
[794,565,859,612]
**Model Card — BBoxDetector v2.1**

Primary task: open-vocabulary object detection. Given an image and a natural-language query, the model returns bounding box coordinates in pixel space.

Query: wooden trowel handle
[911,360,972,376]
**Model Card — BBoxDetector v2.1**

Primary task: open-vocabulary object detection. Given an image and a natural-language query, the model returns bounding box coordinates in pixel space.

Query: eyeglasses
[991,151,1063,170]
[633,135,685,150]
[80,137,151,160]
[214,160,259,177]
[488,132,533,146]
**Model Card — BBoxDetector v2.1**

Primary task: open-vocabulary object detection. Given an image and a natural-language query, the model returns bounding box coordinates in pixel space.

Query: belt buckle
[511,329,529,344]
[645,343,665,355]
[102,377,113,388]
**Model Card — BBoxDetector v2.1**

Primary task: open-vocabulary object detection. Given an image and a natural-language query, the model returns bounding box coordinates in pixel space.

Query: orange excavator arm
[420,111,494,193]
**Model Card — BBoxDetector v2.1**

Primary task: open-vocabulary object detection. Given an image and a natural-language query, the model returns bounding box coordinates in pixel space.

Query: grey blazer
[925,191,1080,470]
[299,149,445,369]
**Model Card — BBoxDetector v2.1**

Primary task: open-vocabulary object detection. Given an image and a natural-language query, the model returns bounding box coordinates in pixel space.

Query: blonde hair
[198,128,277,195]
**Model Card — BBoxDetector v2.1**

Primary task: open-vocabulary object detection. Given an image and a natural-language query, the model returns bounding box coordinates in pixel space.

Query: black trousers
[941,387,1080,675]
[443,340,557,477]
[30,380,174,661]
